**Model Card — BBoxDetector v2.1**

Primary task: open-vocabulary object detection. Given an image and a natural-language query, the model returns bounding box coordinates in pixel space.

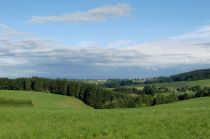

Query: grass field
[0,90,210,139]
[0,90,91,109]
[126,79,210,90]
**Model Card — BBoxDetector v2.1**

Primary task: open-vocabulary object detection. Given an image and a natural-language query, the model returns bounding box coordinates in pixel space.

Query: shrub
[178,93,189,100]
[135,95,153,107]
[153,93,178,105]
[143,85,156,96]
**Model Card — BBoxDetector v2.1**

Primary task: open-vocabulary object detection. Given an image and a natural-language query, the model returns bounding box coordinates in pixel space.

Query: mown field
[126,79,210,90]
[0,90,210,139]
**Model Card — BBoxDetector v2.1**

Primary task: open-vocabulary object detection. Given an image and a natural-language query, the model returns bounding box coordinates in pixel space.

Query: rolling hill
[0,90,91,109]
[171,68,210,81]
[0,90,210,138]
[144,68,210,84]
[127,79,210,90]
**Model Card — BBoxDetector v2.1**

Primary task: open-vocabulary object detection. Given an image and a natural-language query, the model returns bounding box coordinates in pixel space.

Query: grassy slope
[0,90,210,139]
[127,79,210,90]
[0,90,91,109]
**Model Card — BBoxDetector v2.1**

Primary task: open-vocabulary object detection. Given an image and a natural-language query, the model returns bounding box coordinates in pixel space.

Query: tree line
[145,68,210,84]
[0,77,146,108]
[103,79,141,88]
[0,77,114,108]
[0,77,210,109]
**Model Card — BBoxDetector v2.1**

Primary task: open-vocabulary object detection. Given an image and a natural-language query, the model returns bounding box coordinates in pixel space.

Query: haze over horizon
[1,0,210,79]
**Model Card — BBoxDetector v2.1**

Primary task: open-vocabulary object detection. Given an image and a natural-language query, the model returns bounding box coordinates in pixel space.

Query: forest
[145,68,210,84]
[1,75,210,109]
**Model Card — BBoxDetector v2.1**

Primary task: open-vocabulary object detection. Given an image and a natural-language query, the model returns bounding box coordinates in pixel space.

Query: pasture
[0,90,210,138]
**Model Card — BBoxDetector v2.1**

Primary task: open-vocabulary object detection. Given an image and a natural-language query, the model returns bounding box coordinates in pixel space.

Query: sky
[1,0,210,79]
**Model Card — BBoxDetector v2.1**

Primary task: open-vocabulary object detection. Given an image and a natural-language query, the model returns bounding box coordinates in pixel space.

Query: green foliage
[177,93,190,100]
[171,68,210,81]
[153,93,178,105]
[129,79,210,91]
[177,85,189,92]
[0,77,113,108]
[143,85,156,96]
[1,77,210,109]
[103,79,141,88]
[145,76,174,84]
[113,87,143,94]
[0,78,160,109]
[195,87,210,97]
[134,94,154,107]
[190,85,202,93]
[144,68,210,84]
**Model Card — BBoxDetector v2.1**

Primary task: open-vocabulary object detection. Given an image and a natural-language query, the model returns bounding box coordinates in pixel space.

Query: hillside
[171,68,210,81]
[0,90,210,138]
[127,79,210,90]
[0,90,91,109]
[144,68,210,84]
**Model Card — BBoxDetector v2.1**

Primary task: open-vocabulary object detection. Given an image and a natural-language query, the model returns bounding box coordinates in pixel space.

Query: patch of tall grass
[0,97,33,106]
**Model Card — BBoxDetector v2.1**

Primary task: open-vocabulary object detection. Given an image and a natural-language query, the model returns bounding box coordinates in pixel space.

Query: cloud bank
[29,3,131,23]
[1,24,210,78]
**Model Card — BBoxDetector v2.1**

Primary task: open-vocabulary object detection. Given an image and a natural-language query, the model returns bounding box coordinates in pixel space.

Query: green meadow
[0,90,210,139]
[126,79,210,90]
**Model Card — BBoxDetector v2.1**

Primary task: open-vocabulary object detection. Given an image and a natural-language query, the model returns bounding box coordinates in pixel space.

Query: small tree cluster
[143,85,157,96]
[113,87,143,95]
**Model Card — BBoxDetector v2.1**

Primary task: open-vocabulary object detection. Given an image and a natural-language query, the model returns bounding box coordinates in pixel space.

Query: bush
[143,85,156,96]
[177,86,189,92]
[156,86,170,93]
[153,93,178,105]
[190,85,202,93]
[135,95,153,107]
[178,93,190,100]
[195,87,210,97]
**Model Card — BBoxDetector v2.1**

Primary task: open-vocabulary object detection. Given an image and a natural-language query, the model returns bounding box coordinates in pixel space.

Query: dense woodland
[0,76,210,109]
[103,79,141,88]
[171,68,210,81]
[144,68,210,84]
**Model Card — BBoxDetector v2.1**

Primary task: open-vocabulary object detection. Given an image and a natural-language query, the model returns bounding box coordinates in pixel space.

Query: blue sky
[1,0,210,79]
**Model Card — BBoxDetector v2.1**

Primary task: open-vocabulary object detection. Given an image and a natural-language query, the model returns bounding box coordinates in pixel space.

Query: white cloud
[0,24,22,41]
[1,24,210,78]
[29,3,131,23]
[0,57,28,66]
[0,24,31,43]
[172,25,210,41]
